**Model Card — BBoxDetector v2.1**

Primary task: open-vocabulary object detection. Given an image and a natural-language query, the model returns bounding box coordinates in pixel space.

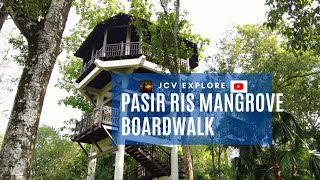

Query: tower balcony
[77,41,190,83]
[73,106,120,144]
[73,105,171,144]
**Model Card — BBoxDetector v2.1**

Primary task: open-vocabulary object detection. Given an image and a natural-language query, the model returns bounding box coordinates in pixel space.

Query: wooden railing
[144,145,185,176]
[73,106,120,140]
[101,42,141,58]
[124,145,185,179]
[79,42,190,75]
[101,106,120,125]
[144,145,171,169]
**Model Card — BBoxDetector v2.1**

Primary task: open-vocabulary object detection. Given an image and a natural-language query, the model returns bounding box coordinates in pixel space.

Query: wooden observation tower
[72,13,199,180]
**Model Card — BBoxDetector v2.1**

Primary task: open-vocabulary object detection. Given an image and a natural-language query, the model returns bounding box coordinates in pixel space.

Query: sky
[0,0,268,134]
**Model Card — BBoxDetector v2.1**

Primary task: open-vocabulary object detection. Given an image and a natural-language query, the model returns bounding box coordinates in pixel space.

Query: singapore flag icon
[230,80,248,93]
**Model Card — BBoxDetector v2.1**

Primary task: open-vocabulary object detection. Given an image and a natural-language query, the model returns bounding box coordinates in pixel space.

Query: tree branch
[0,4,8,31]
[3,0,38,39]
[159,0,175,38]
[159,0,180,73]
[279,71,320,89]
[0,47,9,67]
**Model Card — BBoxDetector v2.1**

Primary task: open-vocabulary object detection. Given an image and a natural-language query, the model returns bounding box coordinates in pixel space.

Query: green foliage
[8,33,28,66]
[265,0,320,53]
[57,55,92,114]
[190,145,232,179]
[144,11,190,72]
[63,0,125,53]
[129,0,154,20]
[95,155,143,179]
[95,155,116,180]
[131,9,209,73]
[211,25,320,128]
[309,150,320,179]
[209,24,320,179]
[179,19,210,60]
[58,0,125,113]
[191,145,212,179]
[7,0,51,21]
[31,126,88,180]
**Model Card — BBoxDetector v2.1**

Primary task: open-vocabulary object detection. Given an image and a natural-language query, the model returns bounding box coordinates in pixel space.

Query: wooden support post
[95,50,99,60]
[114,76,129,180]
[102,29,108,56]
[94,94,103,126]
[125,26,131,55]
[139,34,143,54]
[91,47,95,62]
[187,58,190,71]
[83,62,87,73]
[120,41,124,56]
[99,106,103,127]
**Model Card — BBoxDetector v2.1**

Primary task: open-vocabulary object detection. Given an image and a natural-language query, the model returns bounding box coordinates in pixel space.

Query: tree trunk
[0,0,72,179]
[174,0,193,179]
[210,145,216,178]
[159,0,194,178]
[0,5,8,31]
[218,146,222,180]
[173,0,180,73]
[182,145,194,180]
[270,145,283,180]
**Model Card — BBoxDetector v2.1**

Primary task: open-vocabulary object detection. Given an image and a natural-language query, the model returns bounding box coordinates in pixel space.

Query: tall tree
[159,1,194,179]
[0,0,72,179]
[265,0,320,53]
[208,24,320,180]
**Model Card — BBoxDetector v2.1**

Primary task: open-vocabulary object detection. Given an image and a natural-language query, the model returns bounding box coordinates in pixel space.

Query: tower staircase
[123,145,185,180]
